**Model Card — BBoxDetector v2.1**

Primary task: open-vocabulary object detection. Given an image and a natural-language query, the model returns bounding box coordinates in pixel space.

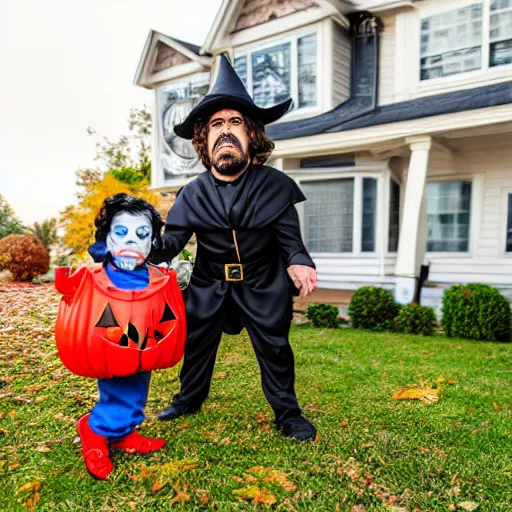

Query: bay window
[420,0,512,81]
[234,32,317,112]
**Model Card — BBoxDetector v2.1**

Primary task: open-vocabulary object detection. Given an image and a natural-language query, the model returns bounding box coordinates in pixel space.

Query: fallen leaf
[458,501,479,511]
[169,486,191,506]
[127,502,137,511]
[392,385,440,404]
[436,377,446,384]
[175,423,189,431]
[492,402,501,411]
[35,445,51,453]
[247,466,297,492]
[472,429,482,435]
[447,379,457,385]
[152,480,165,494]
[418,446,430,453]
[450,472,459,485]
[17,482,41,493]
[232,485,277,505]
[8,462,20,471]
[381,372,388,379]
[340,418,349,427]
[25,383,45,393]
[219,437,231,445]
[256,412,269,423]
[361,442,375,448]
[306,406,329,414]
[351,505,366,512]
[195,489,209,505]
[449,505,457,511]
[213,371,227,379]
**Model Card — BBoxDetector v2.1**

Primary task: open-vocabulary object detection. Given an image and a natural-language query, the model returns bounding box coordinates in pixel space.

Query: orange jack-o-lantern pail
[54,265,186,379]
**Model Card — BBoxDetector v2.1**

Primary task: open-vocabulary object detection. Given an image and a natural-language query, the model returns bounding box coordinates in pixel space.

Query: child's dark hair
[94,193,164,243]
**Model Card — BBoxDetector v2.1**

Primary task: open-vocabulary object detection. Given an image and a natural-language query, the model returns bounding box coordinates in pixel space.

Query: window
[388,179,401,252]
[427,181,472,252]
[302,179,354,252]
[301,177,379,254]
[362,178,377,252]
[490,0,512,67]
[506,193,512,252]
[419,0,512,81]
[234,33,317,111]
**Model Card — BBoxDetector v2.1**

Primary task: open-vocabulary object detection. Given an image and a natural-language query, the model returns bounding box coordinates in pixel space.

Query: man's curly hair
[94,193,164,243]
[192,114,275,169]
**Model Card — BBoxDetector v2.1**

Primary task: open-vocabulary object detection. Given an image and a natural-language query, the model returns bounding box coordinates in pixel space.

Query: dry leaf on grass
[247,466,297,492]
[213,371,227,379]
[392,384,441,404]
[232,485,277,506]
[152,480,165,494]
[340,418,349,427]
[169,486,191,507]
[17,482,41,493]
[458,501,479,511]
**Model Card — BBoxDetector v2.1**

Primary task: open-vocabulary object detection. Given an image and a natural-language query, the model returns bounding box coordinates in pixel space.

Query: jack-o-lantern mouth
[95,302,176,350]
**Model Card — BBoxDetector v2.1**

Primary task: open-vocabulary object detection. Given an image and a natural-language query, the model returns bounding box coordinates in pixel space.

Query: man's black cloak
[153,164,314,343]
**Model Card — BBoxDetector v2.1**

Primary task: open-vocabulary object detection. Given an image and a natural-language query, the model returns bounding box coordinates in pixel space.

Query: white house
[135,0,512,315]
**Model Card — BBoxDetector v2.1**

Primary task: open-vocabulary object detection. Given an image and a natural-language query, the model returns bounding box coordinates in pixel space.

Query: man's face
[207,109,250,176]
[106,212,153,271]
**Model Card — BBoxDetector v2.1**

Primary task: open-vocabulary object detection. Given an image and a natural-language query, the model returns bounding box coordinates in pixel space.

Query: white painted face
[106,212,153,271]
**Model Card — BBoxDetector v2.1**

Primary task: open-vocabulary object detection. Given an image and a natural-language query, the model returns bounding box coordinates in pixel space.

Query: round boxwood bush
[349,286,399,331]
[0,233,49,281]
[441,284,511,342]
[306,302,339,328]
[397,303,437,336]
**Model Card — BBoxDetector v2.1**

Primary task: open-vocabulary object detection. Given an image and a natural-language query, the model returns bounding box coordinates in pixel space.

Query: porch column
[394,136,431,304]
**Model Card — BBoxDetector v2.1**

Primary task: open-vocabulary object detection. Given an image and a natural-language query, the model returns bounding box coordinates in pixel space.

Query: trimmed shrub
[442,284,511,342]
[349,286,399,331]
[397,303,437,336]
[0,234,50,281]
[306,302,340,328]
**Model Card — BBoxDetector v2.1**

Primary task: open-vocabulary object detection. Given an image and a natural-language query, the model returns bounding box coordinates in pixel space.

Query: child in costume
[54,194,186,479]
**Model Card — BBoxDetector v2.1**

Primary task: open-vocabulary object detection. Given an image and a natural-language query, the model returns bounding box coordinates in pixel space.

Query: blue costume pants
[89,372,151,441]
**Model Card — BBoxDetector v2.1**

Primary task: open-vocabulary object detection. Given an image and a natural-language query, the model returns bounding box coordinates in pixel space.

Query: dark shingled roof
[172,37,203,56]
[267,80,512,141]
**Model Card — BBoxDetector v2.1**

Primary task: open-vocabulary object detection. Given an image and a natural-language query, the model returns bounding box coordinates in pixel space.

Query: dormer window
[420,0,512,81]
[234,32,317,111]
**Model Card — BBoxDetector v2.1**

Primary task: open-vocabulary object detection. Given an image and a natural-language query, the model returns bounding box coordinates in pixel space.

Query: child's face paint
[106,212,153,270]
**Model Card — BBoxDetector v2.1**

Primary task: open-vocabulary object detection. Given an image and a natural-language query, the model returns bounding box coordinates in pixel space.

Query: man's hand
[287,265,317,299]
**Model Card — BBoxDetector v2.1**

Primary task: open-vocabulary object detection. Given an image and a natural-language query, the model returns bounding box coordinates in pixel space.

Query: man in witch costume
[152,55,318,441]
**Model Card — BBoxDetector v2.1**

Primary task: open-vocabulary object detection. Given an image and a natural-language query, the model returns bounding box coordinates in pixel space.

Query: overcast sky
[1,0,221,225]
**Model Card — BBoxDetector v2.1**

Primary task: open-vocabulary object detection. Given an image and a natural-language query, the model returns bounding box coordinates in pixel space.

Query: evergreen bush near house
[0,234,50,281]
[397,303,437,336]
[306,302,340,328]
[349,286,399,331]
[442,284,512,342]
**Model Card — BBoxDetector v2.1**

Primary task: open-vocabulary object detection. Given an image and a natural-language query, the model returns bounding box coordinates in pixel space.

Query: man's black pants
[171,296,302,423]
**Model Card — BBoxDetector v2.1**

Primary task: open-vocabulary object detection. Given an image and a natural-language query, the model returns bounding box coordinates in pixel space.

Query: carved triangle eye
[128,322,139,344]
[96,304,119,328]
[160,303,176,323]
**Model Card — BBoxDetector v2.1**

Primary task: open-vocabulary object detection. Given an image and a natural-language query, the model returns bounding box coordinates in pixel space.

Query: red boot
[110,430,166,455]
[76,414,113,480]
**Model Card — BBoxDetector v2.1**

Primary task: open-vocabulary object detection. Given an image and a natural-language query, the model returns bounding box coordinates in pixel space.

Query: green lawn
[0,283,511,511]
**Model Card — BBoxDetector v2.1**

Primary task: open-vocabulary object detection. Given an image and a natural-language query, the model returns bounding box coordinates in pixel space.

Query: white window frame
[396,0,512,99]
[291,169,383,257]
[501,187,512,256]
[233,23,324,122]
[425,173,483,258]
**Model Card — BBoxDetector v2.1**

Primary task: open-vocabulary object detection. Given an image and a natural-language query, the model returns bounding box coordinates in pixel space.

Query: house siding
[332,21,351,108]
[426,141,512,286]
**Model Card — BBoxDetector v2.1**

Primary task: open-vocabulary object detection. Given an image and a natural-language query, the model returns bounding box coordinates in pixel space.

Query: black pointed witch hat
[174,54,292,139]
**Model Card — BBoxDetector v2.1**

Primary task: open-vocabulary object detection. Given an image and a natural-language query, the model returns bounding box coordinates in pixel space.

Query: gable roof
[201,0,351,55]
[267,80,512,140]
[134,30,212,88]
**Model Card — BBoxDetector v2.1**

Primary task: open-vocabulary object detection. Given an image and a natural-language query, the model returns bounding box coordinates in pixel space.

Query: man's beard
[211,133,250,176]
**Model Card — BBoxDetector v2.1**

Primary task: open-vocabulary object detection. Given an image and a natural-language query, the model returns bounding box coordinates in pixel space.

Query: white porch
[270,104,512,313]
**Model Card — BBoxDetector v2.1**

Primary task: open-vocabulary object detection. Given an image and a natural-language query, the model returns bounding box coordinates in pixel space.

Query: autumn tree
[61,106,157,260]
